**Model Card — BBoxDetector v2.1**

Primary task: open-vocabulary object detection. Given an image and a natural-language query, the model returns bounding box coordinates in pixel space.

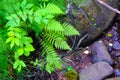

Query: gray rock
[113,41,120,50]
[105,77,120,80]
[64,0,119,46]
[79,62,113,80]
[92,41,113,65]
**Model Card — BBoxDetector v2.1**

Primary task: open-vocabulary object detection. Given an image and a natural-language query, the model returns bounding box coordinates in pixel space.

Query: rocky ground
[56,14,120,80]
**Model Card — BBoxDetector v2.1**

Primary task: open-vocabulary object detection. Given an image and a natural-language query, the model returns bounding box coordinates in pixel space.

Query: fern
[46,3,64,14]
[41,40,62,73]
[62,23,79,36]
[31,2,80,73]
[0,0,80,74]
[45,20,64,31]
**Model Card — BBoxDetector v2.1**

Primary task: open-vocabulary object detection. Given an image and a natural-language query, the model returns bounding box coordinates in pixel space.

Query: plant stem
[96,0,120,14]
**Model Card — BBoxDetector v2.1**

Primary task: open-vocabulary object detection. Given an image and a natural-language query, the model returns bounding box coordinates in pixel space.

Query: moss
[65,70,78,80]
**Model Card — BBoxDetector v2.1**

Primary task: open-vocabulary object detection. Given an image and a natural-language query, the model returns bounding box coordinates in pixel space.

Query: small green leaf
[14,38,20,46]
[16,48,24,56]
[28,10,33,23]
[17,10,23,18]
[46,3,64,14]
[18,65,22,72]
[11,14,20,26]
[10,40,15,48]
[21,0,27,8]
[17,10,27,22]
[24,51,30,56]
[15,33,22,39]
[67,66,73,71]
[14,28,21,32]
[20,60,26,67]
[24,44,35,51]
[15,52,19,59]
[6,20,17,27]
[46,20,64,31]
[46,64,53,74]
[13,60,19,69]
[8,27,14,31]
[26,37,33,43]
[34,16,41,24]
[23,37,33,44]
[7,31,15,36]
[5,16,13,21]
[26,4,33,9]
[6,37,13,43]
[107,33,112,37]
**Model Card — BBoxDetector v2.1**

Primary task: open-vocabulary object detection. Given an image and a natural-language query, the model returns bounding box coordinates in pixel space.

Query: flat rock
[65,0,119,46]
[79,62,113,80]
[92,41,113,64]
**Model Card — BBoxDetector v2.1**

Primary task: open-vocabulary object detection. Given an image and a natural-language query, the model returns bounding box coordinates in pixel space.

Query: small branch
[75,33,88,50]
[96,0,120,14]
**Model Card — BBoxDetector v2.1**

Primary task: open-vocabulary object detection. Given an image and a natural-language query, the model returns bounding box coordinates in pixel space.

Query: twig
[61,34,88,57]
[75,33,88,50]
[96,0,120,14]
[64,57,75,65]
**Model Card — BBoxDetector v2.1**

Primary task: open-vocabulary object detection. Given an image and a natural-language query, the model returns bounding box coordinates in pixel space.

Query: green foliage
[0,0,80,74]
[0,29,11,79]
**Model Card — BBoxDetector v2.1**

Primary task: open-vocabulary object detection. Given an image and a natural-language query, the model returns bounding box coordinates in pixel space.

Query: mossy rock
[65,0,119,46]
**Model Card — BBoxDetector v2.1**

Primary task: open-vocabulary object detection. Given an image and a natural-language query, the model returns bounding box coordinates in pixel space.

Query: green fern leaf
[46,3,64,14]
[54,37,71,50]
[41,40,62,73]
[42,32,71,50]
[62,23,80,36]
[45,20,64,31]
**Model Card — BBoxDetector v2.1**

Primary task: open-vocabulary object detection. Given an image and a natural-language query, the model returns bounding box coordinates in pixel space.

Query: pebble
[108,43,113,47]
[114,69,120,77]
[83,50,89,54]
[113,41,120,50]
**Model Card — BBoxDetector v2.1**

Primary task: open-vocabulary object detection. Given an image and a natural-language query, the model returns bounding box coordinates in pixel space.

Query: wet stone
[92,41,113,65]
[113,41,120,50]
[64,0,119,46]
[79,62,113,80]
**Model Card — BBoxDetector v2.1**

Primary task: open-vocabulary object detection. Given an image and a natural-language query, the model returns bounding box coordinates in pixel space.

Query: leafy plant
[0,0,80,74]
[0,29,11,79]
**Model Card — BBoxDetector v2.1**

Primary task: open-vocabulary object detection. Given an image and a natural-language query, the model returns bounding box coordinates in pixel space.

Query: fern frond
[41,41,54,56]
[62,23,80,36]
[46,3,64,14]
[46,51,62,73]
[42,32,71,50]
[55,38,71,50]
[41,40,62,73]
[44,20,64,31]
